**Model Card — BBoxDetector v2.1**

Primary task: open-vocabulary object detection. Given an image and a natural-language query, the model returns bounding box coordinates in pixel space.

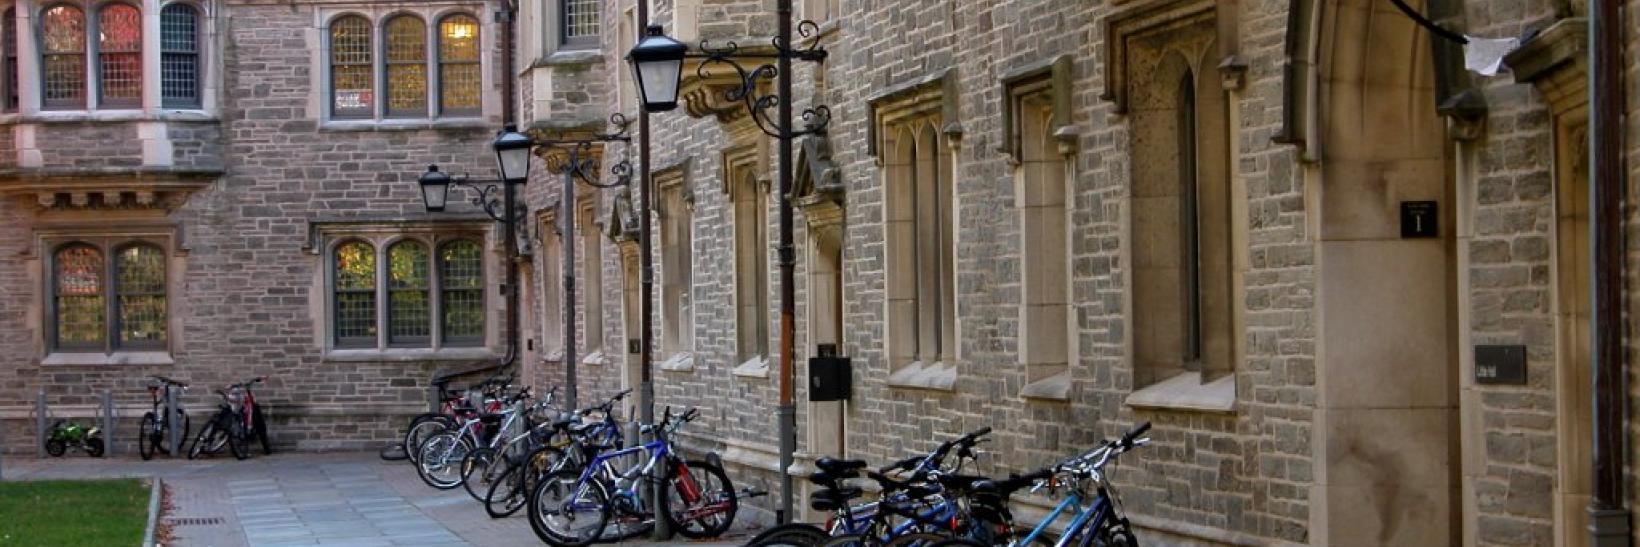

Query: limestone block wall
[0,0,512,452]
[535,0,1323,541]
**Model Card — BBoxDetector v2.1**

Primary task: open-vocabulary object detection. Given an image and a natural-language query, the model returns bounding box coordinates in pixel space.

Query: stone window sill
[540,349,564,363]
[1124,371,1236,413]
[10,109,217,124]
[529,49,604,70]
[41,351,174,366]
[660,352,696,372]
[886,360,958,391]
[732,355,770,378]
[324,347,497,363]
[321,118,490,132]
[581,351,606,366]
[1019,370,1072,401]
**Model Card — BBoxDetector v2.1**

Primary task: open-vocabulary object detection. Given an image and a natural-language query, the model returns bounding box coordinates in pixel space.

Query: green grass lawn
[0,479,150,546]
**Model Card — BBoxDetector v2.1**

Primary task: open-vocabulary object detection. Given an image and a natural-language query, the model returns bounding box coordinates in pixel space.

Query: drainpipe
[1585,0,1629,545]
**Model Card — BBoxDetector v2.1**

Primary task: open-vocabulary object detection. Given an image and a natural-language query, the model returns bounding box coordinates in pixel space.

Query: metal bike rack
[165,385,182,457]
[35,390,47,459]
[102,391,116,457]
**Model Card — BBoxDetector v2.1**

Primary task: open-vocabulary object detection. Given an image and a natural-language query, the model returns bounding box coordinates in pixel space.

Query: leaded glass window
[160,3,199,108]
[439,240,483,345]
[386,240,431,345]
[115,244,166,347]
[384,15,426,116]
[437,14,479,116]
[4,8,18,111]
[329,15,373,118]
[333,241,377,346]
[40,4,86,108]
[97,3,142,106]
[560,0,598,46]
[54,245,105,349]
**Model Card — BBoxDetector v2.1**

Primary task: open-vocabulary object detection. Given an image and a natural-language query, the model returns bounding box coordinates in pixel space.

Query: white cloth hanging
[1463,35,1521,76]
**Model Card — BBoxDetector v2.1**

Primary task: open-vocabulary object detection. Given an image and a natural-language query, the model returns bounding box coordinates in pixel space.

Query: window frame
[320,7,485,123]
[436,238,485,347]
[325,232,488,351]
[4,7,19,112]
[434,12,480,117]
[384,238,433,347]
[557,0,599,48]
[381,13,428,118]
[38,2,88,110]
[93,1,143,108]
[158,2,202,109]
[45,237,172,355]
[112,242,168,350]
[327,13,375,119]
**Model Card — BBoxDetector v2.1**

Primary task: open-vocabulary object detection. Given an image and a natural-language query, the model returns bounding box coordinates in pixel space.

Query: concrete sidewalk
[2,451,757,547]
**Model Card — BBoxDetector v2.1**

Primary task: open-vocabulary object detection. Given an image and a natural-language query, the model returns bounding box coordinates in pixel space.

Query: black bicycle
[138,375,190,460]
[190,377,270,460]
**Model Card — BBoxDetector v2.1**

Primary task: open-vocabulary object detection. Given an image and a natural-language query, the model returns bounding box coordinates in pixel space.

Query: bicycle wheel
[416,432,471,489]
[745,523,828,546]
[484,463,525,518]
[527,470,610,547]
[252,405,272,455]
[138,412,157,460]
[661,459,737,539]
[461,447,499,501]
[487,446,563,518]
[228,420,250,460]
[187,421,222,460]
[403,414,453,465]
[819,533,872,547]
[928,541,989,547]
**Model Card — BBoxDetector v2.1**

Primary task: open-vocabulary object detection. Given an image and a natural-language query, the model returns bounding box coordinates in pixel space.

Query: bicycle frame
[1012,488,1113,547]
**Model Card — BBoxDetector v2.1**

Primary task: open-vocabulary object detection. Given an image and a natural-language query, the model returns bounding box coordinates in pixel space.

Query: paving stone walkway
[1,451,756,547]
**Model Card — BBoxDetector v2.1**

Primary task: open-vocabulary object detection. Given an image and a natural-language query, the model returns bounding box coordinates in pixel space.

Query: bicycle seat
[815,457,867,474]
[808,487,864,511]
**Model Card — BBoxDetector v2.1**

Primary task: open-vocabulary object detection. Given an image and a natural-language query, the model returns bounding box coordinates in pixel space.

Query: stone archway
[1310,0,1458,544]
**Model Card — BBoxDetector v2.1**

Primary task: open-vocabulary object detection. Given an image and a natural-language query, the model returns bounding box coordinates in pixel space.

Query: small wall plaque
[817,343,838,358]
[1475,345,1527,385]
[1401,201,1439,238]
[628,338,641,354]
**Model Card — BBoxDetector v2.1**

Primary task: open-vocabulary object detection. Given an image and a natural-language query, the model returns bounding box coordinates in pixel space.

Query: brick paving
[1,451,758,546]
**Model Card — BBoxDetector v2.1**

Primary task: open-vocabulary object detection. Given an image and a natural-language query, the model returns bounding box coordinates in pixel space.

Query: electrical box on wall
[809,344,851,402]
[1475,344,1527,385]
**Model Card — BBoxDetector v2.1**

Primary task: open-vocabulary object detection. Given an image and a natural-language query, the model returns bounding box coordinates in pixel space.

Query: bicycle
[401,375,511,464]
[138,375,190,460]
[417,385,531,489]
[460,386,553,501]
[484,392,624,518]
[190,377,269,460]
[527,406,737,547]
[932,421,1152,547]
[748,427,994,547]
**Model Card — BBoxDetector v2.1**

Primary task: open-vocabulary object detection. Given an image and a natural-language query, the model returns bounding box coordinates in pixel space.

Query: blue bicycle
[934,422,1151,547]
[527,406,737,547]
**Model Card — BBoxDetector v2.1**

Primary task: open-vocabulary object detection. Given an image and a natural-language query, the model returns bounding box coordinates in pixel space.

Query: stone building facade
[515,0,1640,545]
[3,0,1640,545]
[0,0,517,450]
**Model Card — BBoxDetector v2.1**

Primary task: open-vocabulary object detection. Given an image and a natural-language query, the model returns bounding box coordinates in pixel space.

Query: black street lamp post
[627,2,829,523]
[415,119,631,409]
[416,127,538,384]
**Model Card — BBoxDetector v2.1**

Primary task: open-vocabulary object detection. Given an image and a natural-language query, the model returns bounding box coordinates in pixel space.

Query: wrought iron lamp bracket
[688,20,831,140]
[536,113,635,189]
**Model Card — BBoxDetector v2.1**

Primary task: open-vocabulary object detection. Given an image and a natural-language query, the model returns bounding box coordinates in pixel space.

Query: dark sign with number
[1401,201,1438,238]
